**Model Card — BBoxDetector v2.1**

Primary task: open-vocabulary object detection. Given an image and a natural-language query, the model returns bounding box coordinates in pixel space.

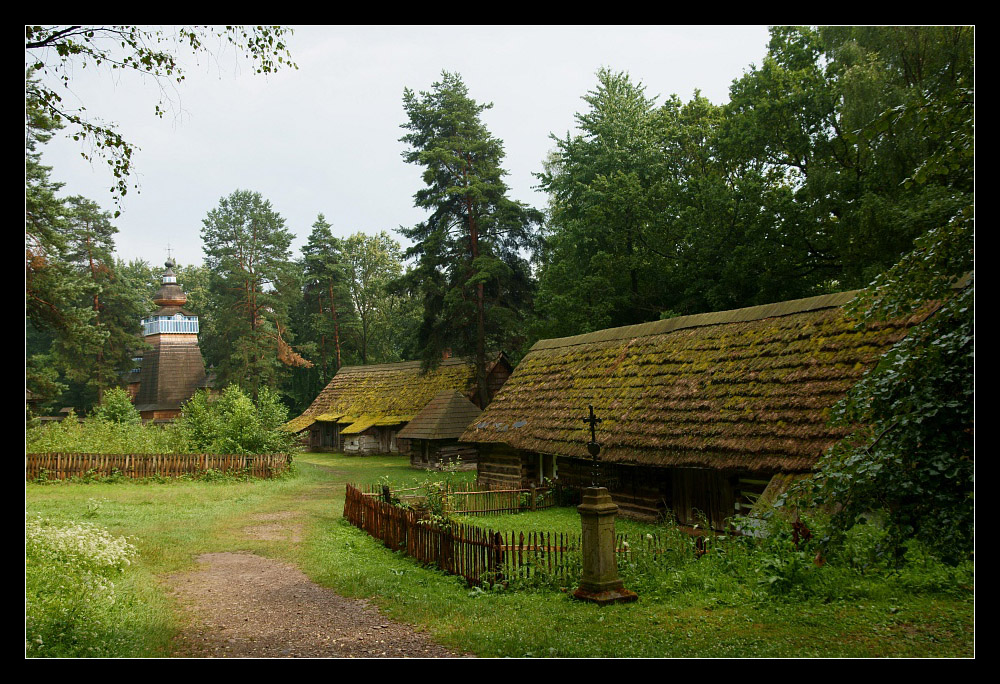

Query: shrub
[174,385,298,455]
[92,388,141,425]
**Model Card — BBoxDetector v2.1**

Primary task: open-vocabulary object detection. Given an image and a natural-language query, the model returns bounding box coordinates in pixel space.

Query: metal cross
[582,404,602,443]
[582,404,602,487]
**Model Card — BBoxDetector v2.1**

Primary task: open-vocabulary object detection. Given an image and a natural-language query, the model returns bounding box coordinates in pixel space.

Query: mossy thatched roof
[461,291,924,473]
[285,358,478,432]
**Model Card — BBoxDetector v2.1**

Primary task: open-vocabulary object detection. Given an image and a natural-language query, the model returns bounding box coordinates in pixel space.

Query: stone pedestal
[573,487,638,605]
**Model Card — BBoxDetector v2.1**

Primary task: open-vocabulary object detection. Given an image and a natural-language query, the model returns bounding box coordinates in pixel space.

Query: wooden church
[128,259,211,421]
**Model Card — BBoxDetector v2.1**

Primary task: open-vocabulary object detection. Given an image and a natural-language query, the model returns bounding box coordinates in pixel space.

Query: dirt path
[162,511,463,658]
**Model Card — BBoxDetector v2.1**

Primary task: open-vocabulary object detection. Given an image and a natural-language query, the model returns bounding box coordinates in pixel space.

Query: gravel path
[162,512,465,658]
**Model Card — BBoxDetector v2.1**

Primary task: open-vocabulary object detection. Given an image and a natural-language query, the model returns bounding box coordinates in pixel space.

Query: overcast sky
[34,25,773,269]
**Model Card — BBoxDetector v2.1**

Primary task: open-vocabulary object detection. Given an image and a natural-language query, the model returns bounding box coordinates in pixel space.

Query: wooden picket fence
[361,480,556,515]
[346,483,572,586]
[344,484,705,587]
[25,452,293,481]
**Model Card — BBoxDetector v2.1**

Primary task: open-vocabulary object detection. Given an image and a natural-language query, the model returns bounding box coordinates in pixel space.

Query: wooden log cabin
[284,353,511,455]
[397,390,482,470]
[462,292,925,530]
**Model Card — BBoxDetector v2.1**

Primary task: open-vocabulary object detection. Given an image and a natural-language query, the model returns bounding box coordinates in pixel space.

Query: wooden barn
[397,390,482,470]
[461,292,923,530]
[285,353,511,455]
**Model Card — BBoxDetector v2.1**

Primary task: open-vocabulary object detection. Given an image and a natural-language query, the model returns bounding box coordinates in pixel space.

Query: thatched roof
[285,358,479,433]
[397,390,483,441]
[461,291,923,473]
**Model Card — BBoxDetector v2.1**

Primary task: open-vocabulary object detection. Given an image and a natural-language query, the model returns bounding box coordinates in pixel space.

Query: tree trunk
[467,184,489,408]
[317,291,328,383]
[329,280,342,371]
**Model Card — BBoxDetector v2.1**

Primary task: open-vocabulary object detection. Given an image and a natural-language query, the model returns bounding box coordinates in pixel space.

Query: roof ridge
[336,357,473,373]
[529,290,861,352]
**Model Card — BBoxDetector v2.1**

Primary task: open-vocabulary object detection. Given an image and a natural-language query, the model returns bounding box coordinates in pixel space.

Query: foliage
[174,385,299,455]
[25,25,296,212]
[780,27,975,563]
[399,71,543,403]
[799,279,973,561]
[26,411,181,454]
[26,386,296,456]
[92,388,141,424]
[25,516,140,657]
[201,190,309,401]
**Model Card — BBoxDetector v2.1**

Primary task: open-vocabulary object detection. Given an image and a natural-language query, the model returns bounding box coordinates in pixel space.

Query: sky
[33,25,773,269]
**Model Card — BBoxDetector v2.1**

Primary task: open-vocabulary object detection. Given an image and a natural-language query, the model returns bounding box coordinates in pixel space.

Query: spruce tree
[400,71,541,404]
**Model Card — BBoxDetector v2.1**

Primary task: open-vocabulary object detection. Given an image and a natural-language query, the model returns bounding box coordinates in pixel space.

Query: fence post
[493,531,504,586]
[530,483,537,511]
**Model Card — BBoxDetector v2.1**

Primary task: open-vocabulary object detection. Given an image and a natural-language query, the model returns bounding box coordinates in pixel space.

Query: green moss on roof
[463,293,925,472]
[282,416,315,433]
[286,358,478,431]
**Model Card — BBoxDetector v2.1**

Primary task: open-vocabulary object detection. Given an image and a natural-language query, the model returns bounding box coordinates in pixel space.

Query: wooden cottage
[462,292,923,530]
[397,390,482,470]
[285,354,511,455]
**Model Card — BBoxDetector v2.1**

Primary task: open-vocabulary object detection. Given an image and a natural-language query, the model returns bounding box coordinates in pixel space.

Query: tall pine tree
[400,72,542,404]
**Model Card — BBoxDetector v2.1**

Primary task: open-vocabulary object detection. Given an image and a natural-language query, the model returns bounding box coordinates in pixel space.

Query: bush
[92,388,141,425]
[25,412,181,454]
[174,385,298,455]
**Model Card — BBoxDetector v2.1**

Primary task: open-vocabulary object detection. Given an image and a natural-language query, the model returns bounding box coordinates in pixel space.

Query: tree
[780,27,975,562]
[400,72,542,404]
[342,231,411,365]
[725,26,973,289]
[301,214,351,378]
[535,69,674,336]
[201,190,309,401]
[59,198,149,401]
[26,85,150,412]
[25,25,296,213]
[25,71,95,341]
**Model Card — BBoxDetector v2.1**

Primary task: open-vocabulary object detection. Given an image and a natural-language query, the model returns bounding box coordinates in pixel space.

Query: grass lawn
[26,452,975,658]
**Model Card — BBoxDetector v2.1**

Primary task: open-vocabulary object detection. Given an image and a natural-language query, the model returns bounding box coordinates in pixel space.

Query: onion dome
[153,258,187,307]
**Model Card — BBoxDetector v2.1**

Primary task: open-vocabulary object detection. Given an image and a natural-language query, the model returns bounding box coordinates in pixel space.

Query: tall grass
[25,517,172,657]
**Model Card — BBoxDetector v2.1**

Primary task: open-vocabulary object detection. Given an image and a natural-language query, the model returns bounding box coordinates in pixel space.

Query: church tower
[131,259,210,421]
